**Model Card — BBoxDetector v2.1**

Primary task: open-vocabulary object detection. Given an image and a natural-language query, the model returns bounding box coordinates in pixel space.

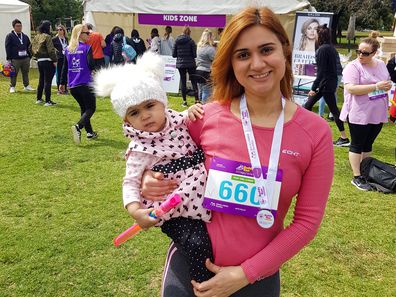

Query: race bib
[203,157,282,218]
[368,90,388,100]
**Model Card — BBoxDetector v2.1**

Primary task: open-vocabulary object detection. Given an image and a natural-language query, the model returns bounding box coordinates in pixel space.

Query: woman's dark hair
[317,24,331,46]
[114,27,124,36]
[151,28,159,38]
[131,29,140,38]
[12,19,21,28]
[38,20,51,34]
[164,26,172,39]
[111,26,121,35]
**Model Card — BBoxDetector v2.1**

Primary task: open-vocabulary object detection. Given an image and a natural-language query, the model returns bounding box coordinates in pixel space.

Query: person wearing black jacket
[52,24,68,94]
[172,26,200,106]
[131,29,146,58]
[110,27,134,65]
[304,24,349,146]
[4,19,34,93]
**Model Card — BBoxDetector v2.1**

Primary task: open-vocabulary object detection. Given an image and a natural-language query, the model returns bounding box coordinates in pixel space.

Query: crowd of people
[3,8,395,296]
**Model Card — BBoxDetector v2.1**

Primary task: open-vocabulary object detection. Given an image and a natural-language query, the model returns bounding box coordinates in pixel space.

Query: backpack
[360,157,396,193]
[122,36,137,62]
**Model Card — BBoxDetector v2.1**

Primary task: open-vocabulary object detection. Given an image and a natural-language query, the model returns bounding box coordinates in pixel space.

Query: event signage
[161,56,180,93]
[292,12,333,105]
[138,13,226,28]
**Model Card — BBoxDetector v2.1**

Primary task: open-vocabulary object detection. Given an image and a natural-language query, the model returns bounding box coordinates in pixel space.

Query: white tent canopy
[83,0,312,42]
[83,0,311,15]
[0,0,31,63]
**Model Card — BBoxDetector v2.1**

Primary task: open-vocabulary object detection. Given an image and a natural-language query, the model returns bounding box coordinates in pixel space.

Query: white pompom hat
[94,52,167,118]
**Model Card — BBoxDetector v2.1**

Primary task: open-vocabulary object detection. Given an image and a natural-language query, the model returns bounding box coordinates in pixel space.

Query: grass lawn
[0,68,395,297]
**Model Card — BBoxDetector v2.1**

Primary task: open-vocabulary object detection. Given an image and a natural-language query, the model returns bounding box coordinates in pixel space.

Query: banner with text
[138,13,226,28]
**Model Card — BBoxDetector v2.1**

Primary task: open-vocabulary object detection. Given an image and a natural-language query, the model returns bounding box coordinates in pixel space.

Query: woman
[131,29,146,57]
[160,26,175,56]
[340,37,392,191]
[104,26,120,66]
[52,24,68,94]
[32,20,57,106]
[173,26,200,106]
[297,18,319,51]
[59,24,97,144]
[304,24,350,146]
[110,27,134,65]
[196,29,216,103]
[142,7,334,296]
[148,28,161,53]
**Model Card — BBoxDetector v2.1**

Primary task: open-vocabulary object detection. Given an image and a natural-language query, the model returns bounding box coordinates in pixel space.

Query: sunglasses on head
[355,49,376,57]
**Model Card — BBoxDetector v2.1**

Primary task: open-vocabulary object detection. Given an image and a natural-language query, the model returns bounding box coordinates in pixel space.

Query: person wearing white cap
[94,51,213,283]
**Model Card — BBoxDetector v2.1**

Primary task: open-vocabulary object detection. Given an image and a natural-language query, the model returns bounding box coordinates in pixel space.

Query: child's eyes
[146,103,155,108]
[129,111,139,117]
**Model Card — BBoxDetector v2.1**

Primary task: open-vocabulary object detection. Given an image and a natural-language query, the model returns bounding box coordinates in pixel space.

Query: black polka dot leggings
[161,217,214,283]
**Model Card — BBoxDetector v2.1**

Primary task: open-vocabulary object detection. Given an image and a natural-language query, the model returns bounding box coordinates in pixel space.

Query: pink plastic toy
[113,194,182,247]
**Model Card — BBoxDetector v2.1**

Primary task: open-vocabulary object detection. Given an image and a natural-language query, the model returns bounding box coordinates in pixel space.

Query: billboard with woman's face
[292,12,333,77]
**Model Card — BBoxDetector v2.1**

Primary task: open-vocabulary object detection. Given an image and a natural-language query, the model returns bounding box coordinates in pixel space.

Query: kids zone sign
[138,13,226,27]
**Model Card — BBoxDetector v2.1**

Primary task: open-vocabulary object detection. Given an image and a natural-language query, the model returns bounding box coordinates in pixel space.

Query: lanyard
[59,37,67,49]
[14,31,23,45]
[240,94,285,210]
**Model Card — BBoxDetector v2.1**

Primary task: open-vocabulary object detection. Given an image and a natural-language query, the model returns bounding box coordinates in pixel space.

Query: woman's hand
[188,103,204,121]
[376,80,392,92]
[131,208,159,230]
[141,170,178,201]
[308,90,316,97]
[191,259,249,297]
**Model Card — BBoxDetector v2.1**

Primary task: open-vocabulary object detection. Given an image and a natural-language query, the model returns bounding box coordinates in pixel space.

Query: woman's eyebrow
[233,42,276,54]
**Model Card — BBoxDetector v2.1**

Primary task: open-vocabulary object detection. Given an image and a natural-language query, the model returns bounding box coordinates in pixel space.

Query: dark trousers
[55,57,67,91]
[162,242,280,297]
[70,85,96,133]
[304,91,345,132]
[178,67,199,102]
[348,122,383,153]
[93,58,105,71]
[37,61,55,102]
[10,57,30,87]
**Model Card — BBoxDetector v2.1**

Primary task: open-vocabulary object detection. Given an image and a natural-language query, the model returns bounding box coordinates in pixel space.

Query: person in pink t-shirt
[340,37,392,191]
[142,7,334,297]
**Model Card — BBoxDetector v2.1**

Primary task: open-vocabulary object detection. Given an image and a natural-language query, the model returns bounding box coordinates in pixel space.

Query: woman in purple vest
[60,24,97,145]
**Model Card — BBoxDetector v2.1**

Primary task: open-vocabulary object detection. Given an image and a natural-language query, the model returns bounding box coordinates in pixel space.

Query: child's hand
[132,208,159,230]
[188,103,204,121]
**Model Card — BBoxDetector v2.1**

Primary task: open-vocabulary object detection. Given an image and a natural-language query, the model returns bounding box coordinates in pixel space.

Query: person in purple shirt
[59,24,97,145]
[340,37,392,191]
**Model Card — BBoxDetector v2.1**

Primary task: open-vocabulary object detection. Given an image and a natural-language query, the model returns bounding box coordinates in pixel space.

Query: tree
[21,0,83,31]
[310,0,394,43]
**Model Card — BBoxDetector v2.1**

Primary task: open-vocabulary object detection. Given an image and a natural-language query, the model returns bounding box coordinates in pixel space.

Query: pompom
[135,51,165,82]
[93,63,136,97]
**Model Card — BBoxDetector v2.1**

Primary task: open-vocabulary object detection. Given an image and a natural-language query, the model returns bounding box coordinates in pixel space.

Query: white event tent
[82,0,312,41]
[0,0,31,63]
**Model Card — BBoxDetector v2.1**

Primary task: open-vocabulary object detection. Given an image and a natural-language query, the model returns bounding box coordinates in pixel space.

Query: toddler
[94,52,213,282]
